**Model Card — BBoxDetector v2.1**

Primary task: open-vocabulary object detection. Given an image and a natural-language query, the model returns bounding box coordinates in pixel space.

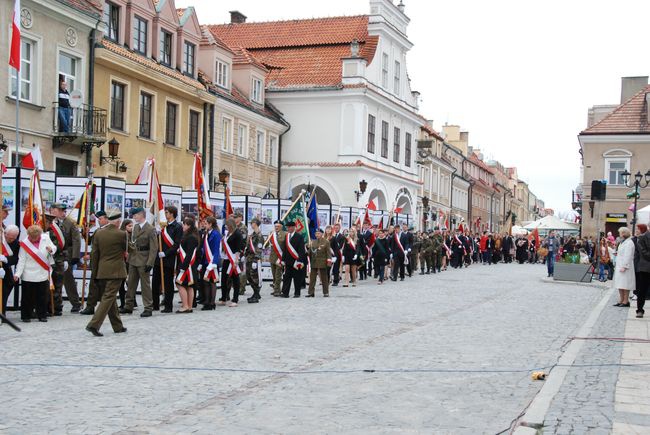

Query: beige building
[579,76,650,237]
[417,124,453,230]
[0,0,104,173]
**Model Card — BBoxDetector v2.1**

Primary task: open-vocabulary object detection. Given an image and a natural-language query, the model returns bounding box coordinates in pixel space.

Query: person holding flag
[281,221,306,298]
[268,220,286,297]
[154,206,182,313]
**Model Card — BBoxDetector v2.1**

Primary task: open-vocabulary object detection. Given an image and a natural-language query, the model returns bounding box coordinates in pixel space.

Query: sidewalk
[612,304,650,434]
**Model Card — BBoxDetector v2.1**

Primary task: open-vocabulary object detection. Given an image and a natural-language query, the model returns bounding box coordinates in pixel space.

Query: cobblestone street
[0,264,622,434]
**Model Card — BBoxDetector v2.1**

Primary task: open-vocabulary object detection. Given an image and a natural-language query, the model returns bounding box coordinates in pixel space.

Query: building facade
[417,124,453,230]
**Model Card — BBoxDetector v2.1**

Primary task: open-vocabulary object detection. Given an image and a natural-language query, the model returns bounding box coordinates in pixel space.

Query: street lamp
[421,196,429,229]
[621,169,650,235]
[354,179,367,202]
[99,137,126,173]
[216,169,230,191]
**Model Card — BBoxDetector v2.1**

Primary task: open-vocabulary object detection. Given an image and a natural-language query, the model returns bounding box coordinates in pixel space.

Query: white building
[209,0,424,214]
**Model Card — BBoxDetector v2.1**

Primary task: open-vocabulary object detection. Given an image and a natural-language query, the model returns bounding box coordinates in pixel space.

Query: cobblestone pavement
[0,264,610,434]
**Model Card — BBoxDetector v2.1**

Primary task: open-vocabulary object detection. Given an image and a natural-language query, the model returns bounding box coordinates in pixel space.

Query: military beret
[250,218,261,226]
[51,203,67,210]
[315,228,324,233]
[44,211,56,220]
[274,220,282,225]
[108,212,122,221]
[95,211,107,218]
[285,221,296,227]
[130,207,145,216]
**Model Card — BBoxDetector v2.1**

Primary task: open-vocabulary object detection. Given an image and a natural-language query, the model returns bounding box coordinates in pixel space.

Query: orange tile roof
[469,153,495,174]
[421,125,444,142]
[232,47,268,71]
[56,0,102,18]
[100,38,205,90]
[208,16,378,88]
[582,85,650,134]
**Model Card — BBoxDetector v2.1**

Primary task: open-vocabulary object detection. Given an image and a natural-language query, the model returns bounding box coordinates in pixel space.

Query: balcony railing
[52,103,107,147]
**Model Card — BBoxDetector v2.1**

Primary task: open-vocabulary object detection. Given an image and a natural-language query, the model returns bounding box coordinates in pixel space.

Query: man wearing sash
[330,223,344,287]
[45,212,66,316]
[219,218,244,307]
[269,221,285,297]
[281,221,306,298]
[51,203,82,312]
[199,216,221,310]
[0,225,20,319]
[154,206,182,313]
[85,212,127,336]
[389,224,408,281]
[123,207,157,317]
[245,218,264,303]
[80,211,110,315]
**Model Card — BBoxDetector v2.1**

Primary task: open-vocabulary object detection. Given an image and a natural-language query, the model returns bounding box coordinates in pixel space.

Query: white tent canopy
[638,204,650,226]
[523,215,579,231]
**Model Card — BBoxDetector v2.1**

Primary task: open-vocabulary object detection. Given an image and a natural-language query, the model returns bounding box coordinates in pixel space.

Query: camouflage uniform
[237,222,248,295]
[245,229,264,300]
[431,233,443,273]
[47,222,67,315]
[419,235,433,274]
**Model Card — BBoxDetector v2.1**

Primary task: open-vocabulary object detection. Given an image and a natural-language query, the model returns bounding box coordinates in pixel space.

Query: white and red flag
[134,157,164,224]
[22,145,44,170]
[9,0,21,71]
[192,153,213,219]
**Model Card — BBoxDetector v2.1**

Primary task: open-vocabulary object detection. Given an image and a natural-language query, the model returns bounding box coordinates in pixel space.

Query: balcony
[52,103,107,148]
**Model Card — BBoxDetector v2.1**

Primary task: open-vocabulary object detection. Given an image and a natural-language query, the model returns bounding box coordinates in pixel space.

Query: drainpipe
[202,102,208,169]
[208,103,215,183]
[277,120,291,197]
[86,21,101,176]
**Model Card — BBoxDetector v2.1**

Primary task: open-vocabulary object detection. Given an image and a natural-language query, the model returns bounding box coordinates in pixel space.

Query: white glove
[0,255,7,263]
[390,254,393,259]
[331,257,337,263]
[158,252,166,258]
[252,262,258,270]
[0,268,5,279]
[353,255,358,261]
[63,261,69,272]
[197,264,203,272]
[207,263,217,271]
[407,248,411,253]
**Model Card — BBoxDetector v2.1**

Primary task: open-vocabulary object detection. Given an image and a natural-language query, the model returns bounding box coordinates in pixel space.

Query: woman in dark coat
[175,217,200,313]
[342,228,362,287]
[219,218,245,307]
[515,236,529,264]
[372,229,391,284]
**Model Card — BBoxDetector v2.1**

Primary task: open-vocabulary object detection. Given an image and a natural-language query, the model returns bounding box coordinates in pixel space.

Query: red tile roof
[232,47,268,71]
[582,85,650,134]
[56,0,102,18]
[208,16,379,88]
[421,125,445,142]
[469,153,495,174]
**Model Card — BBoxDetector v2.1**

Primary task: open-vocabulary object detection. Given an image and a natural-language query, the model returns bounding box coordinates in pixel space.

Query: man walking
[331,223,344,286]
[123,207,157,317]
[390,224,408,281]
[80,211,109,315]
[543,231,560,277]
[307,228,331,297]
[245,218,264,303]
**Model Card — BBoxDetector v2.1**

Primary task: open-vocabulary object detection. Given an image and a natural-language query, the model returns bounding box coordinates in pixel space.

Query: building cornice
[282,160,421,186]
[578,133,650,145]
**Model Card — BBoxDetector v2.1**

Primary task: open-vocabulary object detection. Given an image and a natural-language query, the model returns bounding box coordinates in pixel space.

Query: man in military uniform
[51,203,82,312]
[419,232,432,275]
[430,229,443,274]
[245,218,264,303]
[123,207,157,317]
[269,220,285,297]
[307,228,331,297]
[44,212,66,316]
[409,228,421,275]
[80,211,109,315]
[85,212,127,336]
[233,212,248,295]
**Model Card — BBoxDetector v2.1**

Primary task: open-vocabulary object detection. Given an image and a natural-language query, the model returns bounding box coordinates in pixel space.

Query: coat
[15,234,57,282]
[128,221,158,268]
[308,238,331,269]
[60,216,81,261]
[636,232,650,274]
[282,231,306,268]
[613,237,636,291]
[91,224,128,280]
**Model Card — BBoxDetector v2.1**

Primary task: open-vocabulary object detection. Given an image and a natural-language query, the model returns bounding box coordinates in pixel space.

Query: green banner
[282,197,309,244]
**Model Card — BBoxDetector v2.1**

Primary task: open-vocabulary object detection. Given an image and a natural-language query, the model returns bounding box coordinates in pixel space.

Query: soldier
[307,228,331,297]
[419,232,432,275]
[430,229,443,274]
[245,218,264,303]
[409,228,421,275]
[122,207,157,317]
[281,221,306,298]
[268,220,285,297]
[45,211,66,316]
[85,212,128,336]
[233,212,248,296]
[80,211,110,315]
[154,206,182,313]
[50,203,82,312]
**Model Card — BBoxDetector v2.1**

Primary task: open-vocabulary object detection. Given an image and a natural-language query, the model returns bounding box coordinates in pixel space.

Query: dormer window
[133,16,147,55]
[251,77,263,103]
[159,30,172,66]
[216,60,229,89]
[183,42,195,77]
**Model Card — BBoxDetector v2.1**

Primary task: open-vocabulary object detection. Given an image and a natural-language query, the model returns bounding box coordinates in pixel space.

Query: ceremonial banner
[281,192,309,244]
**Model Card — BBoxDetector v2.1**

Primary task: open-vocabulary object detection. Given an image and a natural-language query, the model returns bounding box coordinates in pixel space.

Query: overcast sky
[178,0,650,212]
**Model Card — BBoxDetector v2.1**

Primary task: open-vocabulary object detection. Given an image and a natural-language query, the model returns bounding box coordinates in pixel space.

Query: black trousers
[1,274,15,316]
[282,266,302,296]
[392,255,405,280]
[21,280,48,320]
[332,257,342,284]
[637,272,650,313]
[220,260,240,303]
[152,264,175,311]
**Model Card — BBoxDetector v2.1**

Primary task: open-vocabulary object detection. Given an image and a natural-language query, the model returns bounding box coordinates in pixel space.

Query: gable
[155,0,180,26]
[179,7,202,39]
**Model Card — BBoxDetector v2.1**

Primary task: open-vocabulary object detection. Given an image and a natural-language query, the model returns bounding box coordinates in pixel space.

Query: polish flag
[367,196,378,211]
[9,0,21,71]
[22,145,44,170]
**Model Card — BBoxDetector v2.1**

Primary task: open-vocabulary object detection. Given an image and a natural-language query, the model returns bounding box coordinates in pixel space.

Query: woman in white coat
[14,225,56,322]
[613,227,635,307]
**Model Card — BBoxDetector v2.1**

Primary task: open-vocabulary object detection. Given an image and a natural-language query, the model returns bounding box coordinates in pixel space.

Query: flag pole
[264,190,306,248]
[80,179,91,307]
[0,141,5,317]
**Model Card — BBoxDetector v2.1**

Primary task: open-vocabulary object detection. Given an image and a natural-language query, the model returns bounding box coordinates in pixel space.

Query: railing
[52,103,107,142]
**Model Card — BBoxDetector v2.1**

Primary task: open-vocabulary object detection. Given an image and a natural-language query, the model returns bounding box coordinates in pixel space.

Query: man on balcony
[58,78,71,133]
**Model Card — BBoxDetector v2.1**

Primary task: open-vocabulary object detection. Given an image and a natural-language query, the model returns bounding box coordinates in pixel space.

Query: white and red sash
[393,233,405,254]
[347,238,356,252]
[51,222,65,249]
[2,237,13,257]
[176,245,197,285]
[248,236,256,255]
[285,233,303,269]
[443,242,451,258]
[162,226,174,248]
[454,235,467,255]
[202,232,218,282]
[20,238,53,287]
[270,231,283,259]
[222,236,241,276]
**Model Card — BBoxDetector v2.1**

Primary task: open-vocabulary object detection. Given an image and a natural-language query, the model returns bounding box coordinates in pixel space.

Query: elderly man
[0,225,20,318]
[50,203,82,312]
[123,207,157,317]
[80,211,110,315]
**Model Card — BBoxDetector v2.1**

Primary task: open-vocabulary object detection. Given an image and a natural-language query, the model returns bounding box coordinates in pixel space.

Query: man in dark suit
[281,221,306,298]
[331,223,344,286]
[0,225,20,319]
[85,212,127,336]
[390,225,409,281]
[153,206,182,313]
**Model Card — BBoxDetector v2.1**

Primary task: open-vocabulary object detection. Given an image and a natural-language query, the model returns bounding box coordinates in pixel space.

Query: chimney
[397,1,405,14]
[229,10,247,24]
[620,76,648,104]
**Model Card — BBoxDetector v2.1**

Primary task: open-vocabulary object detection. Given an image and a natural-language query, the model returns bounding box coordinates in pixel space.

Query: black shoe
[114,327,127,333]
[201,305,212,311]
[390,277,397,281]
[79,307,94,315]
[38,318,47,322]
[293,294,301,298]
[306,294,315,298]
[400,278,405,281]
[636,311,644,318]
[119,308,132,314]
[332,283,339,287]
[85,326,103,337]
[71,306,81,313]
[419,272,425,275]
[140,310,152,318]
[247,297,259,304]
[281,294,290,298]
[161,308,173,313]
[53,312,62,317]
[324,294,329,297]
[21,318,31,323]
[621,303,631,307]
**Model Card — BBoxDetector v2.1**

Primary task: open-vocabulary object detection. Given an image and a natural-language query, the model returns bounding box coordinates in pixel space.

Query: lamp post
[421,195,429,230]
[99,137,127,173]
[354,179,367,202]
[216,169,230,191]
[621,169,650,236]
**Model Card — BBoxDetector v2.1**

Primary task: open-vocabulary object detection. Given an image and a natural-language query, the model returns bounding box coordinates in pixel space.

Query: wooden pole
[158,224,166,295]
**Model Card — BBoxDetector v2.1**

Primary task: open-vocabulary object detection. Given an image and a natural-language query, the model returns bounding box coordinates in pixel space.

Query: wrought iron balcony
[52,103,107,148]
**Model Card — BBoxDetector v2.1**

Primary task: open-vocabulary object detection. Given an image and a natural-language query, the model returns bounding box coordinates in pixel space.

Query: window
[55,158,78,176]
[381,53,389,88]
[165,102,177,146]
[405,132,411,167]
[139,92,152,139]
[394,61,401,95]
[59,52,78,92]
[183,42,195,77]
[269,135,278,167]
[159,30,172,66]
[189,110,200,151]
[216,60,229,88]
[256,130,265,162]
[133,17,148,55]
[608,161,628,185]
[393,127,400,163]
[367,115,376,153]
[221,117,232,152]
[381,121,389,158]
[251,78,263,103]
[237,124,248,156]
[110,81,125,131]
[104,2,119,42]
[10,39,34,102]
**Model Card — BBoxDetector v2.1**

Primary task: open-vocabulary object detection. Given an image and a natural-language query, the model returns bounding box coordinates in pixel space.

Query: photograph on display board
[247,205,261,222]
[182,203,198,217]
[22,186,54,208]
[261,207,273,225]
[165,198,180,210]
[125,198,145,210]
[3,185,14,210]
[212,204,224,218]
[105,193,123,215]
[316,212,328,229]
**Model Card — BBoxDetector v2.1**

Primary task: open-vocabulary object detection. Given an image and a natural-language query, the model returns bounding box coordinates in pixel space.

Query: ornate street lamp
[216,169,230,190]
[622,169,650,235]
[99,137,126,173]
[354,179,367,202]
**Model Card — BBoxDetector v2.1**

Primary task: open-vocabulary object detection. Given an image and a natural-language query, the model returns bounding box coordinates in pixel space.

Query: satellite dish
[69,89,83,109]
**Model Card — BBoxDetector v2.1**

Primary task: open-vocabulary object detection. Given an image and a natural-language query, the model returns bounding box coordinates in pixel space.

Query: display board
[247,196,262,232]
[126,183,181,223]
[261,198,279,235]
[279,199,292,222]
[339,207,351,230]
[317,203,331,231]
[231,195,246,222]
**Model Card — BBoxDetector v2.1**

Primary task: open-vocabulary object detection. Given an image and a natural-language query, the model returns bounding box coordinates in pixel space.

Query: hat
[273,220,282,225]
[315,228,324,234]
[51,203,67,210]
[45,211,56,220]
[95,211,107,218]
[108,212,122,221]
[250,218,261,226]
[233,212,243,218]
[286,221,296,227]
[130,207,145,216]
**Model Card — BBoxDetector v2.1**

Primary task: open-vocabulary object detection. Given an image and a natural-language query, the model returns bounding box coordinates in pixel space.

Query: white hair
[618,227,631,238]
[4,224,19,236]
